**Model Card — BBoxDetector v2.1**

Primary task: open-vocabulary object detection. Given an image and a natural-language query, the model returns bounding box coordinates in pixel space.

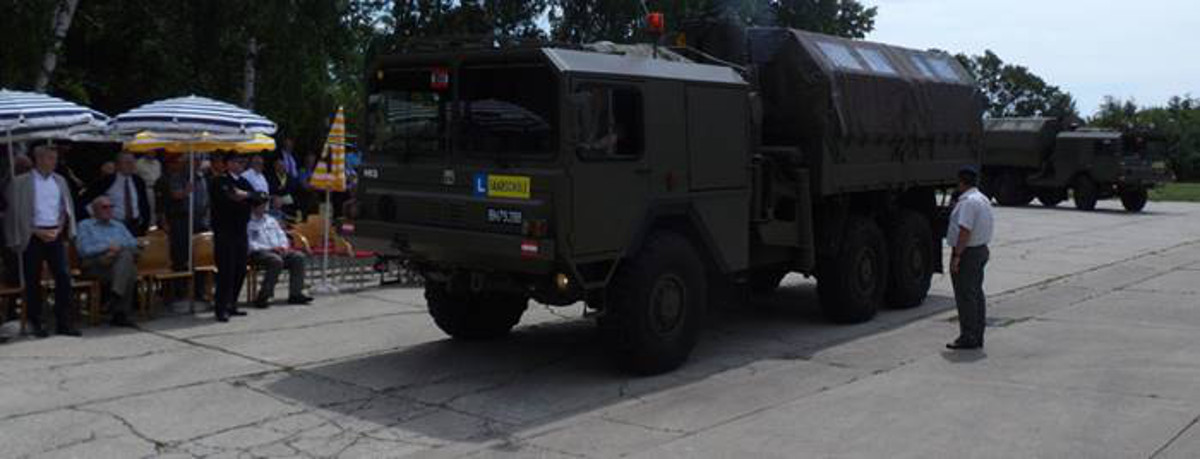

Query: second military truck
[356,24,983,374]
[982,117,1169,212]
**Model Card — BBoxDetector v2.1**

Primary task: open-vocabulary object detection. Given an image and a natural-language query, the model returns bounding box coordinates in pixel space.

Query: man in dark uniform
[210,154,263,322]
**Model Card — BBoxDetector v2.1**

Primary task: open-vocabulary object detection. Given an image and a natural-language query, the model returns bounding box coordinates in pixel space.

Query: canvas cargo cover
[983,117,1060,167]
[748,27,982,144]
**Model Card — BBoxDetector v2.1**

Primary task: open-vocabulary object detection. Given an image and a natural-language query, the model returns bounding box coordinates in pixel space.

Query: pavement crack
[74,406,168,453]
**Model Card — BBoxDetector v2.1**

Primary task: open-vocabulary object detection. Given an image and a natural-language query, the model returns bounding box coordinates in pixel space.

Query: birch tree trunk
[34,0,81,92]
[242,36,259,109]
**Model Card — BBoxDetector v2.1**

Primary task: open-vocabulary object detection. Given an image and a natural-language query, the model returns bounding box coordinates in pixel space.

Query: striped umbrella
[0,89,110,141]
[309,106,346,192]
[308,107,347,294]
[111,95,276,139]
[111,96,277,308]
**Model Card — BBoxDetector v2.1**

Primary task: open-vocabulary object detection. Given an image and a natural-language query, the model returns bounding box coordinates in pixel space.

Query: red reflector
[647,12,665,34]
[521,240,539,257]
[431,67,450,90]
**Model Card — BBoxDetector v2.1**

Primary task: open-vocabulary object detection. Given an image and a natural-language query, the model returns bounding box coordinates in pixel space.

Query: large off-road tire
[1121,188,1148,212]
[1036,188,1067,207]
[996,171,1032,206]
[818,217,888,323]
[600,232,706,375]
[749,269,788,295]
[1073,175,1099,211]
[425,283,528,340]
[885,211,933,309]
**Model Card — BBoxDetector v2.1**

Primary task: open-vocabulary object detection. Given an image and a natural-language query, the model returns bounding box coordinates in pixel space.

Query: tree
[955,50,1079,121]
[34,0,81,91]
[548,0,876,44]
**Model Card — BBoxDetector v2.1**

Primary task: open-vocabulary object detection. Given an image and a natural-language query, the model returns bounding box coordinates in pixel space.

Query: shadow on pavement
[264,278,957,442]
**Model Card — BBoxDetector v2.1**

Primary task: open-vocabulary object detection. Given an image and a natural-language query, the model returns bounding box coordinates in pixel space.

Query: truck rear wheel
[818,217,887,323]
[601,232,706,375]
[886,212,933,309]
[1036,188,1067,207]
[425,284,528,340]
[1121,188,1148,212]
[1073,176,1099,210]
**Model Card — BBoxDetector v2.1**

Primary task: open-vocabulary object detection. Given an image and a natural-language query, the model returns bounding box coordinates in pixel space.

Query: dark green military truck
[981,117,1170,211]
[354,26,983,374]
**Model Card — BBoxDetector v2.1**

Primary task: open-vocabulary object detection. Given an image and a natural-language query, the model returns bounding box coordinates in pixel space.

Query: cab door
[569,79,650,256]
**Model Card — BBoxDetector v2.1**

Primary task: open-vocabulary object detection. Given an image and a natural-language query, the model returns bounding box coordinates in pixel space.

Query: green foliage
[955,50,1079,121]
[1,0,382,155]
[548,0,877,44]
[1092,96,1200,181]
[1149,182,1200,202]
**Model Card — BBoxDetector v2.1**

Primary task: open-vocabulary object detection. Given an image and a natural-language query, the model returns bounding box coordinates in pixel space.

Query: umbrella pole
[187,149,196,313]
[7,128,29,335]
[313,189,337,294]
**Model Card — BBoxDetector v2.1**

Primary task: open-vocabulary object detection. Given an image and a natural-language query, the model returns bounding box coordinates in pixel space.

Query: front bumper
[355,220,557,275]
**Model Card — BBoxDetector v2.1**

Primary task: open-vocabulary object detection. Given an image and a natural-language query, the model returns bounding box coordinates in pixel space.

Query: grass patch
[1149,182,1200,202]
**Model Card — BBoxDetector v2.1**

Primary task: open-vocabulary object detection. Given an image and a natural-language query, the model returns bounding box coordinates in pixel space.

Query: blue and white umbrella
[111,96,277,304]
[0,88,110,143]
[111,95,276,140]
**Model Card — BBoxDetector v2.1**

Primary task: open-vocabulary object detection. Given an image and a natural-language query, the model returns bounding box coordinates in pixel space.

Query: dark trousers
[22,235,74,330]
[213,228,249,313]
[951,245,989,345]
[250,250,307,299]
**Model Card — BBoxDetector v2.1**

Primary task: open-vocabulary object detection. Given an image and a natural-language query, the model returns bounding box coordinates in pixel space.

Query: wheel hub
[650,274,686,335]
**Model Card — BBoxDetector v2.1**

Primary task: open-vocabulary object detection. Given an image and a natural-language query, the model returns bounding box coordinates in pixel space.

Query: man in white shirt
[3,145,79,337]
[81,152,151,236]
[241,155,271,195]
[247,202,312,308]
[946,165,994,350]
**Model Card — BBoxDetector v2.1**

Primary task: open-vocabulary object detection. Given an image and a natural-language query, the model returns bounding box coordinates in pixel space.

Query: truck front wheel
[1036,188,1067,207]
[997,171,1032,206]
[1121,188,1148,212]
[425,284,528,340]
[818,217,887,323]
[886,212,933,309]
[601,232,706,375]
[1073,176,1099,211]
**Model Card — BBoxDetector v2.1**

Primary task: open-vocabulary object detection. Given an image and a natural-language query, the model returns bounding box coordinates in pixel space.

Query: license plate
[478,174,531,199]
[487,208,523,225]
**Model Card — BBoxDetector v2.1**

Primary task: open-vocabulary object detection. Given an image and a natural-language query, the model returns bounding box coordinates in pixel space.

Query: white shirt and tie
[33,171,63,227]
[947,187,994,247]
[104,173,140,221]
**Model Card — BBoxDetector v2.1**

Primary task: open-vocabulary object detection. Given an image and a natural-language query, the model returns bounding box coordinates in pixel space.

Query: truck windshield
[367,70,446,159]
[455,64,558,158]
[367,63,558,161]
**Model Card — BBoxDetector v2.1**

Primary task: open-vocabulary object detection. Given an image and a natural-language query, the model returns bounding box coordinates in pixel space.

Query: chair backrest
[192,232,216,269]
[137,232,172,272]
[295,215,352,252]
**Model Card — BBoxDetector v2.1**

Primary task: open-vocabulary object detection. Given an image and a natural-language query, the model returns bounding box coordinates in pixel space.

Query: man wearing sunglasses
[76,196,140,327]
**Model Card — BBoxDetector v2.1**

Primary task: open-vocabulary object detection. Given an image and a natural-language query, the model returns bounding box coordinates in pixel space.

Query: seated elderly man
[248,202,312,308]
[76,196,140,327]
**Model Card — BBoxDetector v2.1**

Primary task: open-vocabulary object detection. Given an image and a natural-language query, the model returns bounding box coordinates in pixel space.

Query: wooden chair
[1,284,25,334]
[192,232,218,303]
[292,215,375,289]
[135,230,193,318]
[66,244,103,326]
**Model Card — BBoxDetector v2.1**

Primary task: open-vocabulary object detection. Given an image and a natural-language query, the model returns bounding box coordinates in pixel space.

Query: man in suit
[211,154,264,322]
[3,145,80,337]
[80,152,152,236]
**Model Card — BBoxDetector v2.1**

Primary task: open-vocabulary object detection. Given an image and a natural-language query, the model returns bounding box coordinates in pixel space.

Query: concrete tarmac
[2,200,1199,458]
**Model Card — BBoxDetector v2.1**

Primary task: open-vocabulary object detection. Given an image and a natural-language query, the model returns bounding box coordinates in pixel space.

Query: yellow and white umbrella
[308,107,347,294]
[309,107,346,192]
[124,131,275,154]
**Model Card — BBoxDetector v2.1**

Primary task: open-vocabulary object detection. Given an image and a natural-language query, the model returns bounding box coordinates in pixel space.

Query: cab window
[573,85,644,160]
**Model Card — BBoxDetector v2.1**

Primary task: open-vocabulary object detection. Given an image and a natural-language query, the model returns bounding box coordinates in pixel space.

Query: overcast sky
[867,0,1200,116]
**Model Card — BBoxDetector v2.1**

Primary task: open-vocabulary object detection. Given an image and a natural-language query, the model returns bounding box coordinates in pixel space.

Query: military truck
[981,117,1169,211]
[354,25,983,374]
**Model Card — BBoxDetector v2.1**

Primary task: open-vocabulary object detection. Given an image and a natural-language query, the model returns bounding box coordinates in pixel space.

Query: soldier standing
[210,154,261,322]
[947,165,994,350]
